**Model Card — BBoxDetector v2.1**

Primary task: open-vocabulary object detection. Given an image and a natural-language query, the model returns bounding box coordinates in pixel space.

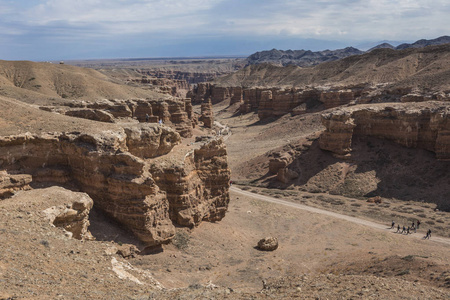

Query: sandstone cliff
[0,121,231,246]
[41,97,195,138]
[319,102,450,160]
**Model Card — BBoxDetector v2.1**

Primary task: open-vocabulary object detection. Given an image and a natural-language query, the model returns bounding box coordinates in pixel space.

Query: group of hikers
[390,220,432,239]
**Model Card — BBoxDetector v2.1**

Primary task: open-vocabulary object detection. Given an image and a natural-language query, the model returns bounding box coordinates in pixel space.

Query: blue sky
[0,0,448,61]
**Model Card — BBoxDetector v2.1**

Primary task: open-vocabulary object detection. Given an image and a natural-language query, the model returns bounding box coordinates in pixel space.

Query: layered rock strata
[319,102,450,160]
[191,83,450,120]
[150,138,230,227]
[200,98,214,128]
[0,124,231,246]
[0,171,32,199]
[41,187,94,240]
[41,97,194,138]
[190,83,366,118]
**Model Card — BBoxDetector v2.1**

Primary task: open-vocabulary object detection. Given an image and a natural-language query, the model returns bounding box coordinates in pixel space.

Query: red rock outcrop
[188,83,244,105]
[41,187,94,240]
[150,138,230,227]
[65,109,115,123]
[319,102,450,160]
[0,129,175,246]
[0,121,231,246]
[40,97,195,138]
[0,171,32,199]
[200,98,214,128]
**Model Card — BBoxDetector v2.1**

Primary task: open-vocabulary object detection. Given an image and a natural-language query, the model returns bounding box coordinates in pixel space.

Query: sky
[0,0,449,61]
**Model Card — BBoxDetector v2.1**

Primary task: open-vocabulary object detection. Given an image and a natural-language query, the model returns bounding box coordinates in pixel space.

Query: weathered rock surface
[257,237,279,251]
[41,187,94,240]
[0,129,174,245]
[150,138,231,227]
[0,171,32,199]
[0,121,231,246]
[191,83,367,119]
[40,97,195,138]
[200,97,214,128]
[65,109,115,123]
[319,102,450,160]
[123,124,181,159]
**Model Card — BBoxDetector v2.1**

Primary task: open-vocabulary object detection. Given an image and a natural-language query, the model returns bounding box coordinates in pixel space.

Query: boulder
[42,190,93,240]
[257,237,279,251]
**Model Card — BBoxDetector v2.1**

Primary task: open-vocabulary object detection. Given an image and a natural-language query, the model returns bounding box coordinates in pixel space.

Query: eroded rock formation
[200,97,214,128]
[0,171,32,199]
[0,123,231,246]
[190,82,450,120]
[150,138,230,227]
[191,83,367,119]
[319,102,450,160]
[40,97,195,138]
[41,187,94,240]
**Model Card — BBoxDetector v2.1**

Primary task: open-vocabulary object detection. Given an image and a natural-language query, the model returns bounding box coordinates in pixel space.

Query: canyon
[1,41,450,299]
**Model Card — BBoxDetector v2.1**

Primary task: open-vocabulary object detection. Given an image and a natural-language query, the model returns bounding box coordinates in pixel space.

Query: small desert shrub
[351,203,362,207]
[40,240,50,248]
[396,269,410,276]
[426,220,435,225]
[241,186,251,191]
[172,231,190,250]
[402,255,414,261]
[413,209,424,213]
[436,219,444,223]
[417,213,427,218]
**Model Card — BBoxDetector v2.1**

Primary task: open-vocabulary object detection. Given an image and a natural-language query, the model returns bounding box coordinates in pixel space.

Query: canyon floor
[1,100,449,299]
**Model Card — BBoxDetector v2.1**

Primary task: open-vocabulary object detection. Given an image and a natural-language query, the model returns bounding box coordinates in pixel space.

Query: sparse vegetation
[172,230,190,250]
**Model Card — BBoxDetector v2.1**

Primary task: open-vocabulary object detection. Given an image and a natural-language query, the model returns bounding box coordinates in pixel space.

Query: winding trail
[230,186,450,246]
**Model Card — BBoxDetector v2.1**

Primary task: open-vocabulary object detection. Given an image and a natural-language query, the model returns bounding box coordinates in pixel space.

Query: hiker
[417,220,421,229]
[391,220,395,229]
[412,223,416,233]
[426,229,431,239]
[402,225,406,234]
[145,114,149,122]
[406,226,410,235]
[396,224,400,233]
[159,118,163,125]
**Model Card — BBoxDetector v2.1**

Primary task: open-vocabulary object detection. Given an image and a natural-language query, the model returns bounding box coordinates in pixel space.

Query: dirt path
[230,186,450,246]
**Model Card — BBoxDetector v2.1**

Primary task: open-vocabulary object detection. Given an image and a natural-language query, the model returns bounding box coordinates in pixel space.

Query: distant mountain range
[246,36,450,67]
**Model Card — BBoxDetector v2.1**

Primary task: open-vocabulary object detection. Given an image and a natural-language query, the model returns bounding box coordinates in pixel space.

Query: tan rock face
[123,124,181,159]
[200,98,214,128]
[0,127,176,246]
[0,124,231,246]
[42,188,93,240]
[150,138,231,227]
[0,171,32,199]
[319,102,450,160]
[40,97,195,138]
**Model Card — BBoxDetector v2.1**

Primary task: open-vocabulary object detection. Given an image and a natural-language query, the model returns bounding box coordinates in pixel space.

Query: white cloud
[24,0,222,35]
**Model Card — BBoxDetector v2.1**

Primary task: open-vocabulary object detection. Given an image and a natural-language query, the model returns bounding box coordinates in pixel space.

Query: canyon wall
[41,97,195,138]
[189,83,369,117]
[0,124,231,246]
[319,102,450,160]
[190,83,450,120]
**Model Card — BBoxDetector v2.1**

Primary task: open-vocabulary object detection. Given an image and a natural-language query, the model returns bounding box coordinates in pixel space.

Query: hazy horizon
[0,0,448,61]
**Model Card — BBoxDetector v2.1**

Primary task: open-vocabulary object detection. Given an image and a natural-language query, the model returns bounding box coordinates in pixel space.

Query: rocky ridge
[319,102,450,160]
[40,97,196,138]
[246,47,364,67]
[245,36,450,67]
[0,117,230,246]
